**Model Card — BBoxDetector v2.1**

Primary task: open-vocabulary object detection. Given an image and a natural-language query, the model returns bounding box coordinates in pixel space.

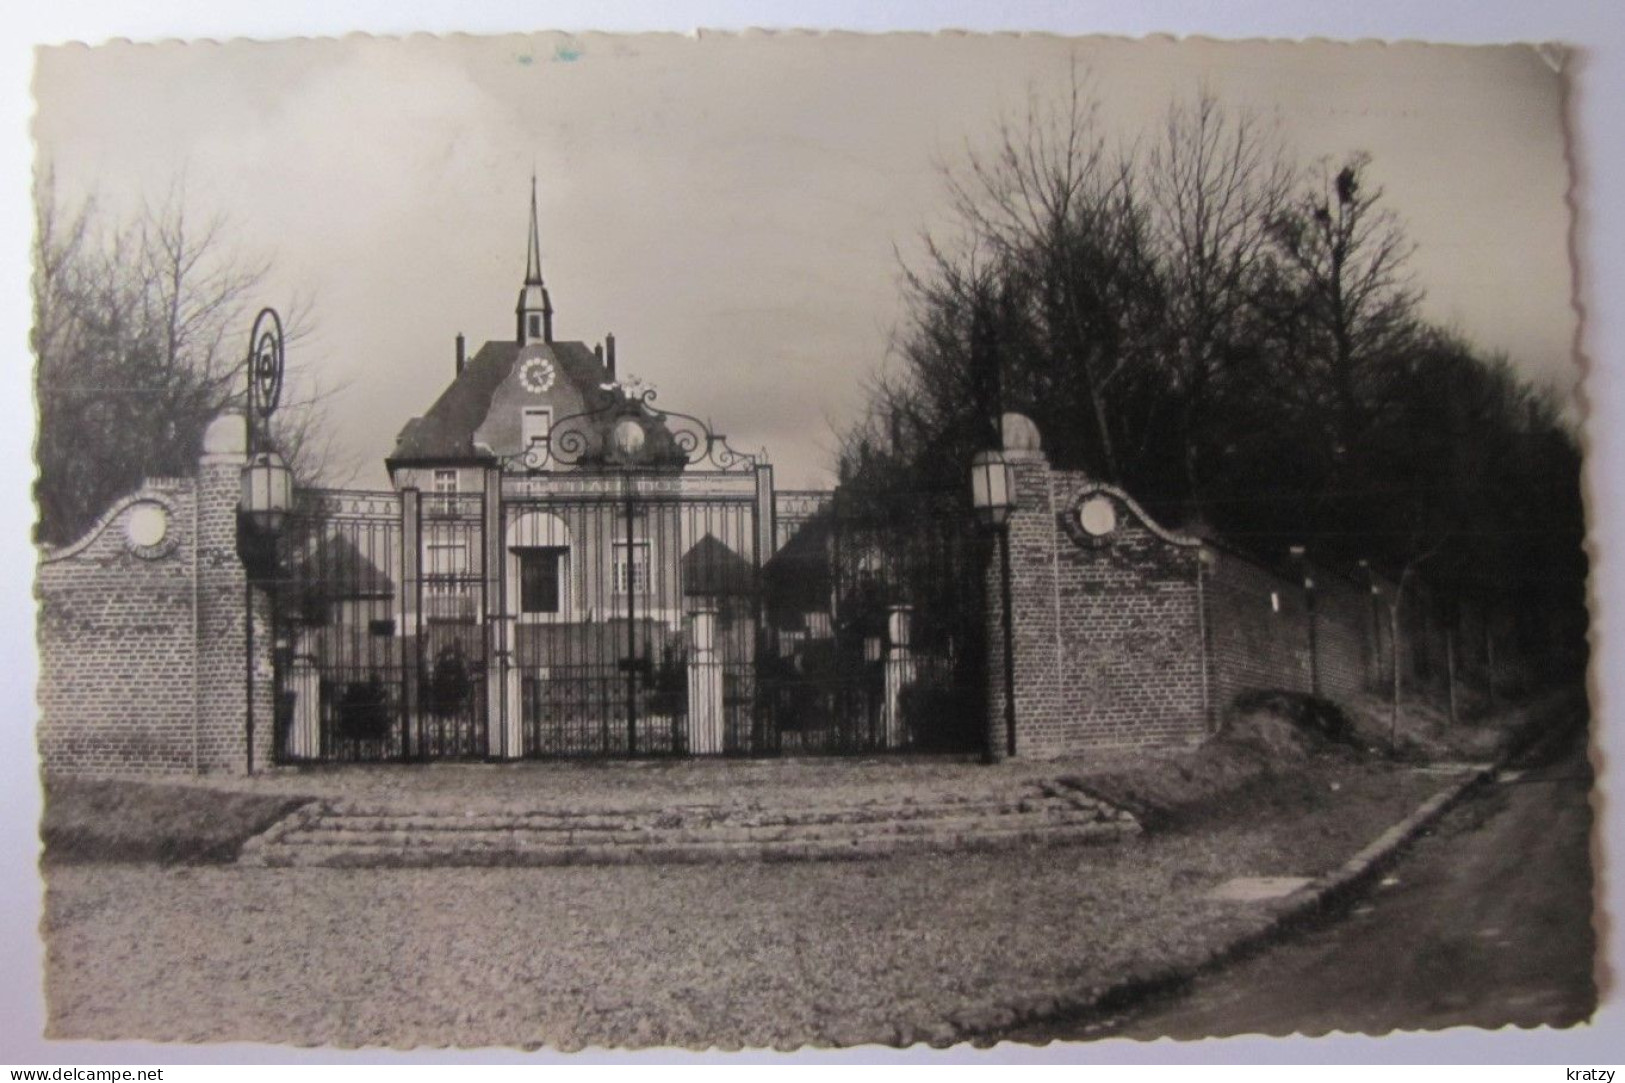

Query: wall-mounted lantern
[240,451,294,537]
[969,444,1020,762]
[969,448,1016,529]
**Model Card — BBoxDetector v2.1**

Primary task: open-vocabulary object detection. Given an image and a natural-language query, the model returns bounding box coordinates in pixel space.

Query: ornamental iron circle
[248,307,285,421]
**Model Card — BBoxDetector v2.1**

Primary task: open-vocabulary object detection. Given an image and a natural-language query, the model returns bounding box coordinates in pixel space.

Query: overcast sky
[32,32,1576,490]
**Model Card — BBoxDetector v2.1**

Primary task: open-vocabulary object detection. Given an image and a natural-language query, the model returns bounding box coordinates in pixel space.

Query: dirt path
[1023,716,1597,1042]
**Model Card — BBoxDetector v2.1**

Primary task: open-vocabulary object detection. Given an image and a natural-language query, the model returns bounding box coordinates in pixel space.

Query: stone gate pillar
[882,604,915,748]
[687,607,725,754]
[483,466,519,758]
[286,654,321,759]
[983,413,1060,760]
[194,411,275,773]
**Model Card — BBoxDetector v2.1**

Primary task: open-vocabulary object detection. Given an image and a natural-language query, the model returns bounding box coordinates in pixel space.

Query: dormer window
[522,407,553,452]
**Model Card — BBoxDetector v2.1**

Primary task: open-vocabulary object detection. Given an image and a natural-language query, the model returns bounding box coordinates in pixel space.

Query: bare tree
[1266,153,1421,462]
[33,175,328,544]
[916,65,1166,483]
[1145,90,1294,523]
[840,80,1588,694]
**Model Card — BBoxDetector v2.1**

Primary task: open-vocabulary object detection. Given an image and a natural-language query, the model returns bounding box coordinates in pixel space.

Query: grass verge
[41,776,309,866]
[1056,688,1558,831]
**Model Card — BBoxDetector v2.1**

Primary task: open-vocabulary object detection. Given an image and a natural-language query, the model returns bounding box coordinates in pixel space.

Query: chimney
[455,332,466,375]
[594,342,604,365]
[605,332,616,379]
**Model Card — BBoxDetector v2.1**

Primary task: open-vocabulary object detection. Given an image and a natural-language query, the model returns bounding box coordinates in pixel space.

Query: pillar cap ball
[1000,412,1041,452]
[203,411,248,455]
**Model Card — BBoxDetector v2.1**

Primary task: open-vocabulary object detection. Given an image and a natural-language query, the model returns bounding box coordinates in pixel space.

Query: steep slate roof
[286,531,396,605]
[390,339,609,463]
[682,534,756,596]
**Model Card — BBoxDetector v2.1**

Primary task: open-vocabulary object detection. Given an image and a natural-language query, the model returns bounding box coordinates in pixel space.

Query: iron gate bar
[500,481,760,759]
[624,474,636,754]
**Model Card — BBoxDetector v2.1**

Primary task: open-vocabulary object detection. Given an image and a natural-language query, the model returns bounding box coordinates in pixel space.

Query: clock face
[520,356,557,394]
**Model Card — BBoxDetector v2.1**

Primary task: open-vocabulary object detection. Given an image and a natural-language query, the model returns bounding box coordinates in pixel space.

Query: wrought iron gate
[268,403,985,762]
[499,483,762,757]
[758,488,988,754]
[271,488,489,762]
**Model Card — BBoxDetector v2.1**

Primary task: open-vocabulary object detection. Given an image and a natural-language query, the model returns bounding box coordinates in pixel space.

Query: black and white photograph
[14,11,1617,1062]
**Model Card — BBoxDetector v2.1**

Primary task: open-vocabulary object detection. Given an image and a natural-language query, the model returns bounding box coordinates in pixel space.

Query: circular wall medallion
[1078,495,1118,538]
[520,356,557,394]
[124,501,173,558]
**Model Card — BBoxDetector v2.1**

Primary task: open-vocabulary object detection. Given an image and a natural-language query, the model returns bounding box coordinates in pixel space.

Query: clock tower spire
[516,173,554,345]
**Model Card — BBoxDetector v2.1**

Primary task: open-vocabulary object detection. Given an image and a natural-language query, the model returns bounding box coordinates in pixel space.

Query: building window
[425,541,468,594]
[613,541,650,596]
[528,314,542,339]
[522,407,552,451]
[518,547,567,614]
[432,469,458,494]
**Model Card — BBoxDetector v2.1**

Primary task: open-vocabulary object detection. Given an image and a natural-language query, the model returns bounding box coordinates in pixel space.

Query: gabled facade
[326,182,790,759]
[387,177,621,491]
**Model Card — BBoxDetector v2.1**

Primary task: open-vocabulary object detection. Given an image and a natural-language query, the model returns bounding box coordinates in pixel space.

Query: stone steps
[306,797,1114,833]
[274,810,1118,848]
[240,788,1139,868]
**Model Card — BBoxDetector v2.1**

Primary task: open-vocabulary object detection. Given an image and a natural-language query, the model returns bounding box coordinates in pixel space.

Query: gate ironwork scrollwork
[500,382,760,475]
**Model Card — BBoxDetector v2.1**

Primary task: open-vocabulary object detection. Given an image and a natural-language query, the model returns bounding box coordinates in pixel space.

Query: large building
[270,182,811,761]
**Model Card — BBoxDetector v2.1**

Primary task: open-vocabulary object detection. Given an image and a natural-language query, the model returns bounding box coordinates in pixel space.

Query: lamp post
[970,447,1018,762]
[238,307,290,774]
[241,451,294,536]
[238,307,292,562]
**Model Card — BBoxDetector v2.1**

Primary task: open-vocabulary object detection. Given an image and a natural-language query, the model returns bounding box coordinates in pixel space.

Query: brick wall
[1203,548,1314,711]
[985,451,1063,758]
[1203,547,1383,711]
[37,481,201,774]
[1308,562,1376,701]
[37,413,272,777]
[987,448,1208,758]
[193,431,273,774]
[988,417,1462,758]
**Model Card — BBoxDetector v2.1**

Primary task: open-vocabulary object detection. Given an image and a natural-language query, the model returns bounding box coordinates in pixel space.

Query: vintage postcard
[28,29,1596,1054]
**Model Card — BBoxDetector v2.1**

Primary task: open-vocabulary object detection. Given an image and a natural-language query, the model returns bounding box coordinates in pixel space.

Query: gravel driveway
[43,759,1452,1050]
